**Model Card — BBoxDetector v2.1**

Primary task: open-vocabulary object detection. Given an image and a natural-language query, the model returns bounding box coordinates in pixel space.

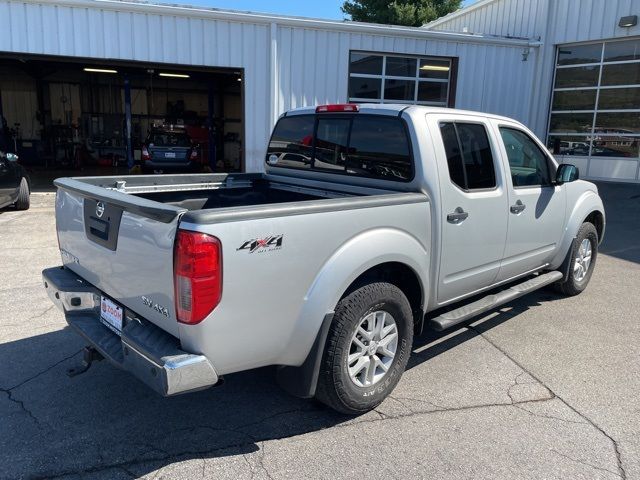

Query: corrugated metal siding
[428,0,640,181]
[275,27,535,124]
[0,1,272,172]
[0,0,535,172]
[430,0,547,39]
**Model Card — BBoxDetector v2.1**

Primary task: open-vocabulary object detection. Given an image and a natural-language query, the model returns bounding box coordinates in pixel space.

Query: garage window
[548,39,640,160]
[348,52,456,107]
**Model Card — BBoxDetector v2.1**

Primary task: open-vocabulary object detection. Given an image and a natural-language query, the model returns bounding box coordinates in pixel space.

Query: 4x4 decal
[237,235,283,253]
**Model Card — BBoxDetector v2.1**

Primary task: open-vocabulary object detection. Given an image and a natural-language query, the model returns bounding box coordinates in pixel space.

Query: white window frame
[547,38,640,178]
[348,51,454,107]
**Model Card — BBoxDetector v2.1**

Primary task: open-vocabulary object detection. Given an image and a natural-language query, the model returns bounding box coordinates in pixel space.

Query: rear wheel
[554,222,598,296]
[315,282,413,414]
[14,177,30,211]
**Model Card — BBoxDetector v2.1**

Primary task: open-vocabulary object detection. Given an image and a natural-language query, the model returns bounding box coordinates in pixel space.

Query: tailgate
[54,178,186,337]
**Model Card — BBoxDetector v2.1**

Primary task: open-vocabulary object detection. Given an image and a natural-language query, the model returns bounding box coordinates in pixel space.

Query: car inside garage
[0,54,244,189]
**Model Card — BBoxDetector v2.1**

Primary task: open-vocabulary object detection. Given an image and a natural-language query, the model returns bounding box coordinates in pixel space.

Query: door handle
[447,207,469,223]
[510,200,526,214]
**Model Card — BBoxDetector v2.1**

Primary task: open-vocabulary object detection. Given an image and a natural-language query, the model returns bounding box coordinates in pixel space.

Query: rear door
[493,122,566,281]
[431,115,509,303]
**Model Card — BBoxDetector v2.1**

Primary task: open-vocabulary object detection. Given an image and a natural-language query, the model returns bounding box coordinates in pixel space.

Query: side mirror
[556,163,579,185]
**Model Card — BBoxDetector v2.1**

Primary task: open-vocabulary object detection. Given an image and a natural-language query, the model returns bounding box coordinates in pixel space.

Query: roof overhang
[34,0,541,48]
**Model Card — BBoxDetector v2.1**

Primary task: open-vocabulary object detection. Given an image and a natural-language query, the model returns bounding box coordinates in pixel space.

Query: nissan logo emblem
[95,201,105,218]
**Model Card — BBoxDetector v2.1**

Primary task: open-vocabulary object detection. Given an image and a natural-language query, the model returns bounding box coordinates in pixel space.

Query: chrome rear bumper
[42,266,218,396]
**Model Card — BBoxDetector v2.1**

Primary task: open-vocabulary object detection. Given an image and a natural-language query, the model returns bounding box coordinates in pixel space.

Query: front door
[494,124,566,281]
[434,117,509,304]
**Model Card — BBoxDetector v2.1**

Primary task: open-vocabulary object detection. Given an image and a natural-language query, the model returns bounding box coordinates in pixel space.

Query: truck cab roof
[284,103,521,126]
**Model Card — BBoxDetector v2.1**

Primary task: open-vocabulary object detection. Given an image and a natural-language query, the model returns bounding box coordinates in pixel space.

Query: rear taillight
[190,148,199,161]
[174,230,222,324]
[316,104,359,113]
[142,146,151,161]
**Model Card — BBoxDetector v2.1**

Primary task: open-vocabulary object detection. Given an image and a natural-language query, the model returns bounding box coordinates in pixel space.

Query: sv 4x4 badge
[237,235,283,253]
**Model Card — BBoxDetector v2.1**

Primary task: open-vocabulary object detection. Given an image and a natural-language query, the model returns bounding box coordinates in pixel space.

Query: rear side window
[266,114,413,181]
[266,115,315,169]
[439,122,497,190]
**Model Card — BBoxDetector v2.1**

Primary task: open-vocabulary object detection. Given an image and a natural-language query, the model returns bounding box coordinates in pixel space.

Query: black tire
[554,222,598,296]
[14,177,30,211]
[315,282,413,415]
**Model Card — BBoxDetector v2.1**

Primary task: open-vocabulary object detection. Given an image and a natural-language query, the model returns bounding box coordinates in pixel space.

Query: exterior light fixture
[237,77,242,82]
[159,73,190,78]
[84,67,118,74]
[619,15,638,27]
[420,65,450,72]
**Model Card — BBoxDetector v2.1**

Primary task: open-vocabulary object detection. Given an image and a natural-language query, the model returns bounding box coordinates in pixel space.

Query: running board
[428,271,563,332]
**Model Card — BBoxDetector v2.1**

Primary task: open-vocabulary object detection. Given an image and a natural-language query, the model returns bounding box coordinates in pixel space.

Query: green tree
[342,0,462,27]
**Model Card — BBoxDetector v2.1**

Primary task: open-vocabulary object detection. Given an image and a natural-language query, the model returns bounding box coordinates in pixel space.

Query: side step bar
[428,271,563,332]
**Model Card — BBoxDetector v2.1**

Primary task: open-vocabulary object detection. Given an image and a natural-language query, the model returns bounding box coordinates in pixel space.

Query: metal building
[2,0,638,183]
[0,0,539,183]
[426,0,640,183]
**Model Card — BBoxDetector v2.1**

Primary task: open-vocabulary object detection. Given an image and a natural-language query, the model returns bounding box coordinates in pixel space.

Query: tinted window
[499,128,552,187]
[457,124,496,189]
[418,82,448,103]
[347,116,412,181]
[440,123,466,188]
[440,122,496,190]
[266,114,413,181]
[350,53,383,75]
[266,115,315,169]
[149,132,190,147]
[348,52,454,106]
[313,118,350,171]
[384,79,415,101]
[348,77,382,99]
[554,66,600,88]
[419,59,451,79]
[604,39,640,62]
[601,62,640,86]
[557,44,602,65]
[385,57,416,77]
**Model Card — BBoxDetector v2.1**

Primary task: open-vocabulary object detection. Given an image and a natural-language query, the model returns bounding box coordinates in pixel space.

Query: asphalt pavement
[0,181,638,479]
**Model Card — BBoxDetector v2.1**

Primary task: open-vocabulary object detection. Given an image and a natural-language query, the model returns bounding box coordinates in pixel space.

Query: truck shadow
[1,288,558,478]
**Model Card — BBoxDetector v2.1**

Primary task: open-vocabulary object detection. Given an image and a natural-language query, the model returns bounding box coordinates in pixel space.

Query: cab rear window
[266,114,413,181]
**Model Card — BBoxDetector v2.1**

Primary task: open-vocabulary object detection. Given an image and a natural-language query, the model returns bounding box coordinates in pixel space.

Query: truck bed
[53,172,427,342]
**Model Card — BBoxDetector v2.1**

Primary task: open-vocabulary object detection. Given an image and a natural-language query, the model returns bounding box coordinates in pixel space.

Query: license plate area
[100,296,123,336]
[165,152,176,158]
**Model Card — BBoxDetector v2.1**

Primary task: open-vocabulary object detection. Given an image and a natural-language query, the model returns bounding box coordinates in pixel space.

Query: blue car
[141,128,200,173]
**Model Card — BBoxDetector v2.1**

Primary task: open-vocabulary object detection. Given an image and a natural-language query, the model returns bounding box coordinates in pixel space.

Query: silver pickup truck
[43,104,605,414]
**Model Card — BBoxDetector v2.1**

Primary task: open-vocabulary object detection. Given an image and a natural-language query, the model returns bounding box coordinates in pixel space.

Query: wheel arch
[342,261,425,334]
[584,210,605,244]
[549,189,605,271]
[276,228,429,398]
